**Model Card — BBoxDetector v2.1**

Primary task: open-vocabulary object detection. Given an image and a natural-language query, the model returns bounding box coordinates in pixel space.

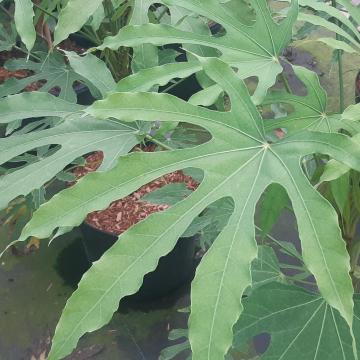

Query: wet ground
[0,229,192,360]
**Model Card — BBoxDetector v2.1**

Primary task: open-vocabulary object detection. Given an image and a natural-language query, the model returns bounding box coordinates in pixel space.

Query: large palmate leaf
[97,0,298,103]
[14,58,360,360]
[233,283,360,359]
[0,113,139,211]
[0,52,99,102]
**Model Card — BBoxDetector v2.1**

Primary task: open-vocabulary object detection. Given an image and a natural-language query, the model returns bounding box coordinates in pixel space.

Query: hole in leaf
[184,196,235,251]
[1,144,61,172]
[268,0,291,24]
[70,161,204,236]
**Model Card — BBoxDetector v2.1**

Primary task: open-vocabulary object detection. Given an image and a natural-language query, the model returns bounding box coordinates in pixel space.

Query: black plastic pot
[80,222,197,302]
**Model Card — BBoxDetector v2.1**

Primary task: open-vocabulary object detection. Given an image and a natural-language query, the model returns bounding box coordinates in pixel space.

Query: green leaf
[0,22,17,52]
[98,0,299,103]
[160,245,283,360]
[142,183,192,205]
[88,2,105,32]
[17,58,360,359]
[331,172,350,215]
[298,0,360,53]
[129,0,159,72]
[0,52,100,102]
[320,134,360,182]
[264,66,338,134]
[299,0,360,43]
[320,159,350,183]
[0,92,83,124]
[248,246,283,292]
[116,62,201,92]
[64,51,116,98]
[342,104,360,122]
[314,37,357,53]
[259,184,289,238]
[297,11,360,52]
[54,0,104,45]
[0,115,139,210]
[14,0,36,51]
[233,283,360,359]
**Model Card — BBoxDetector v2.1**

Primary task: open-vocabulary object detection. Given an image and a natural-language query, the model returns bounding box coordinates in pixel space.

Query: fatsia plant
[14,58,360,359]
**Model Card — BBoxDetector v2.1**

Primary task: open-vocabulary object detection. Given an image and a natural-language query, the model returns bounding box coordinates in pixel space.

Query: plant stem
[160,77,188,93]
[156,6,168,22]
[0,4,12,18]
[255,225,303,261]
[144,134,174,151]
[33,3,57,19]
[337,48,345,112]
[331,0,345,113]
[13,45,42,61]
[280,73,292,94]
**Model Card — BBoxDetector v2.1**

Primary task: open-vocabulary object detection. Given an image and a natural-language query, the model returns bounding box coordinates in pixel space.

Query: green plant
[2,0,360,359]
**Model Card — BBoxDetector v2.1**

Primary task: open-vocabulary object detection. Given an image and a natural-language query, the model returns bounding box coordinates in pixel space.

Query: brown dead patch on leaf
[73,151,198,236]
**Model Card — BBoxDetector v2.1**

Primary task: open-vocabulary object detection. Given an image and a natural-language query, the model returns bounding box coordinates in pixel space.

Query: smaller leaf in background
[183,197,234,249]
[233,283,360,360]
[320,134,360,183]
[54,0,104,45]
[330,172,350,215]
[32,187,46,210]
[142,183,192,206]
[5,119,22,135]
[342,103,360,122]
[115,61,201,93]
[55,171,76,183]
[258,184,289,239]
[0,52,100,102]
[263,66,335,134]
[159,329,191,360]
[14,0,36,51]
[88,2,105,32]
[249,246,284,293]
[64,51,116,98]
[320,159,351,183]
[0,22,17,52]
[129,0,159,72]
